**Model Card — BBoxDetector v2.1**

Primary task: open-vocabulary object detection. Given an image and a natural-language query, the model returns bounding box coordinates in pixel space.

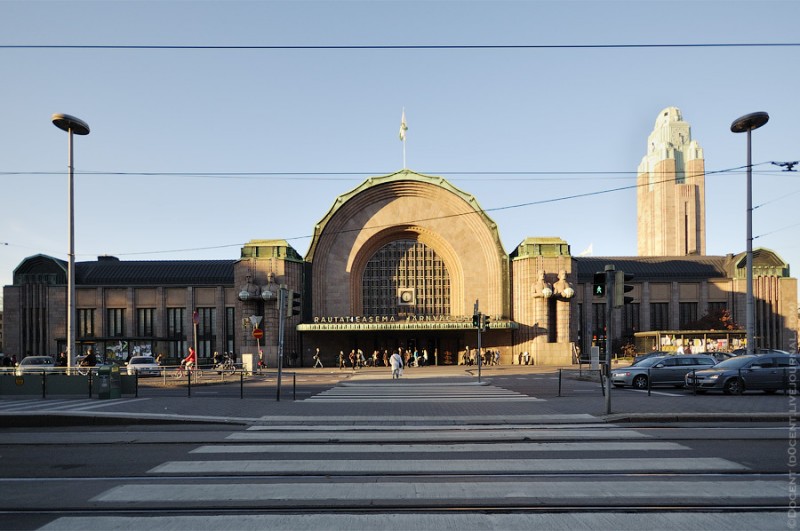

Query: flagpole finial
[399,109,408,169]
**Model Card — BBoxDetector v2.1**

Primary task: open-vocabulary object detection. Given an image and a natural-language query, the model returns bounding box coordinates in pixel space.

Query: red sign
[252,328,264,340]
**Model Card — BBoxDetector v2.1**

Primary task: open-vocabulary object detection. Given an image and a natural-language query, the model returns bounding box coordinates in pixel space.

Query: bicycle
[213,355,237,375]
[76,363,95,376]
[172,362,198,379]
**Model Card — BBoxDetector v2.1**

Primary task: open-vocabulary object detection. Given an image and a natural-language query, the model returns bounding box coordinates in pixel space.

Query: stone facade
[638,107,706,257]
[3,170,798,366]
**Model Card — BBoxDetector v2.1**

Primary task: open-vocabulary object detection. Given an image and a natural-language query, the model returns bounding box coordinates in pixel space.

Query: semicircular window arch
[362,239,450,317]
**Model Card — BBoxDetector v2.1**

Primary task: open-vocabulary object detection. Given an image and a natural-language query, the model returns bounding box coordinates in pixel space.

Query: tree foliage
[685,308,741,331]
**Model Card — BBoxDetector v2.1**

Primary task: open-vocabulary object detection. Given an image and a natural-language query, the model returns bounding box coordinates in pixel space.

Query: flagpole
[400,108,408,169]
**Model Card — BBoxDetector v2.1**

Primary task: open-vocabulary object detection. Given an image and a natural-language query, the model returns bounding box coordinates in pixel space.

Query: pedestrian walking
[390,350,404,379]
[313,347,323,368]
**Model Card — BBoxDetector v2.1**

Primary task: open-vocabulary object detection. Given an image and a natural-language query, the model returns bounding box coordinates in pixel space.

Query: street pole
[731,112,769,355]
[277,286,287,401]
[604,264,615,415]
[51,114,90,372]
[477,315,482,384]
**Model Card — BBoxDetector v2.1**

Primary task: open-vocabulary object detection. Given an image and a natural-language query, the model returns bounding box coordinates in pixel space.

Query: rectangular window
[106,308,125,337]
[622,303,640,336]
[137,308,155,337]
[77,309,95,338]
[167,308,185,338]
[650,303,669,330]
[679,302,698,329]
[196,307,216,359]
[166,308,186,359]
[592,303,606,339]
[225,307,235,356]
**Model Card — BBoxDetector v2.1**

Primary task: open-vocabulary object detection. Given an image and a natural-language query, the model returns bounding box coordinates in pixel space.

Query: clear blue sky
[1,1,799,302]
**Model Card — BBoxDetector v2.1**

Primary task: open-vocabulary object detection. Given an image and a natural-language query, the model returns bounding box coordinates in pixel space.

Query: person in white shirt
[390,350,404,379]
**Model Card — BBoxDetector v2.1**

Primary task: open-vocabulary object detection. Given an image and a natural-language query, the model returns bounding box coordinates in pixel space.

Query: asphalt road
[1,368,796,529]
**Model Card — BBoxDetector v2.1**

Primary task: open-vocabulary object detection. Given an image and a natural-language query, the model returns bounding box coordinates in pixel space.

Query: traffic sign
[252,328,264,340]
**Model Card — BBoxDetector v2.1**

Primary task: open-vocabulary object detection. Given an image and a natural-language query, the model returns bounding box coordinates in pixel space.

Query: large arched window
[362,239,450,316]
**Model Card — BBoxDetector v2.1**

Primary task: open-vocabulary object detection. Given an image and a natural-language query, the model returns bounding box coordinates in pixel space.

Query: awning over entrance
[297,320,518,332]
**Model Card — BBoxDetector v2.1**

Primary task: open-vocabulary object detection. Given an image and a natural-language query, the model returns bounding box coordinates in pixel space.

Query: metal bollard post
[692,369,696,395]
[187,369,192,398]
[293,372,296,401]
[647,368,651,396]
[42,372,47,399]
[558,368,562,397]
[599,367,605,397]
[240,369,244,399]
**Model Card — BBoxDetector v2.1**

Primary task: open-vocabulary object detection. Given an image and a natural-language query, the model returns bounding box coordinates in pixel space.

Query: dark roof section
[575,256,730,281]
[76,259,236,286]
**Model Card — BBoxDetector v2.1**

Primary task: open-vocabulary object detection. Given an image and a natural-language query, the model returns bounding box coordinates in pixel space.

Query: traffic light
[482,314,491,331]
[592,272,606,297]
[614,271,635,307]
[287,289,302,316]
[472,312,481,328]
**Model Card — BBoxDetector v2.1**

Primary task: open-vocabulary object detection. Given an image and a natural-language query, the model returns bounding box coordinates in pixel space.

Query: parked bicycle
[213,352,237,375]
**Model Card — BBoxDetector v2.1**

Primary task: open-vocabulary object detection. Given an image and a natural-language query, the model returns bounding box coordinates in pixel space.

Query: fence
[0,365,298,401]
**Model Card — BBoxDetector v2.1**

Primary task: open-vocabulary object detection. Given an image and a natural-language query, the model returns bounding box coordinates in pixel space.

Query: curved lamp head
[52,113,90,135]
[731,112,769,133]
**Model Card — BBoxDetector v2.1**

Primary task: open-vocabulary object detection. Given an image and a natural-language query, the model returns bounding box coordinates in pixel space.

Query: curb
[605,412,797,423]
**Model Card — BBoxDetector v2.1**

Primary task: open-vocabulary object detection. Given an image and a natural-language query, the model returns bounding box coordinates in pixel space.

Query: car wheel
[724,378,744,395]
[632,375,648,390]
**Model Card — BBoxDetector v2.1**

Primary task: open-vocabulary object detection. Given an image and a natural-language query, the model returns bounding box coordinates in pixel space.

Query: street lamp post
[730,111,769,356]
[51,113,90,372]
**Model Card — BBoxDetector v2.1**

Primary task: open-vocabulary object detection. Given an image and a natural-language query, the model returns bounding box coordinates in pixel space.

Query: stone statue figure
[531,270,553,299]
[261,272,278,301]
[553,270,574,299]
[239,274,261,301]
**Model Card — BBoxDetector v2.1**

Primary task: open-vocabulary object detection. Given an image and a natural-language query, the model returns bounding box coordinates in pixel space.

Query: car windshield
[132,357,155,364]
[712,356,755,369]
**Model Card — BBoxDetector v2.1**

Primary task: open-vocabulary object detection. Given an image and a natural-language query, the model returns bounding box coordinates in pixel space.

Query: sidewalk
[1,364,796,427]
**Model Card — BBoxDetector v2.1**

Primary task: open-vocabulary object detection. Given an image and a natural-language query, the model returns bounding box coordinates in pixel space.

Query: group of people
[461,347,502,366]
[309,347,438,371]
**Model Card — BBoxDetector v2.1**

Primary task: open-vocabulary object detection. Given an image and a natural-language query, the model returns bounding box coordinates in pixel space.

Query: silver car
[126,355,162,376]
[686,353,800,394]
[15,355,58,376]
[612,355,717,390]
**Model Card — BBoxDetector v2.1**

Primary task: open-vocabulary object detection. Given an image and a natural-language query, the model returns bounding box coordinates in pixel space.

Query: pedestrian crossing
[38,415,789,529]
[0,397,150,413]
[305,380,542,402]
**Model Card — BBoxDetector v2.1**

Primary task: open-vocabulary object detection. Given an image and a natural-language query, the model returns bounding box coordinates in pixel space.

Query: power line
[2,43,799,50]
[4,163,791,259]
[1,162,793,180]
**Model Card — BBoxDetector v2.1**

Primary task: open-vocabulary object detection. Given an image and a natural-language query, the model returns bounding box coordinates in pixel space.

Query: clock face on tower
[398,288,415,306]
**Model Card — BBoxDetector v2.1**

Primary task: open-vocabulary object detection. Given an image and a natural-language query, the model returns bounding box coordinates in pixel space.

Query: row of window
[75,307,235,358]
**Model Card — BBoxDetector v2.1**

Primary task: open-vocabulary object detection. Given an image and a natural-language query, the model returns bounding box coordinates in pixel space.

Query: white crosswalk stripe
[0,397,150,412]
[306,381,541,402]
[43,412,785,530]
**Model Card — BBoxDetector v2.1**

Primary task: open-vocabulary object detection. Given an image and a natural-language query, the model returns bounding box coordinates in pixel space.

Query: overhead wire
[3,162,793,257]
[2,43,799,50]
